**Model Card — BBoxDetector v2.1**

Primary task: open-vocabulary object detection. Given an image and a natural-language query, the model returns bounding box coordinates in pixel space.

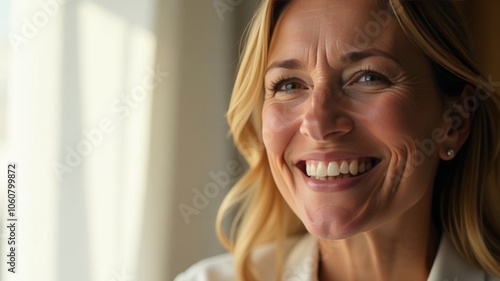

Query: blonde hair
[216,1,500,280]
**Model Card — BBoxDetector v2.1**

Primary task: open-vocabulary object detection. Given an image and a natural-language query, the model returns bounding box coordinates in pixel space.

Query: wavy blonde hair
[216,1,500,280]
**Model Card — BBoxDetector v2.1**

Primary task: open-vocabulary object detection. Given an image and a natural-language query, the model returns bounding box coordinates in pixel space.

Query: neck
[317,200,440,281]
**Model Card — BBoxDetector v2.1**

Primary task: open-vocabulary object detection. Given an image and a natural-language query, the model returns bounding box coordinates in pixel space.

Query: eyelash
[353,66,391,85]
[267,68,391,94]
[268,76,302,93]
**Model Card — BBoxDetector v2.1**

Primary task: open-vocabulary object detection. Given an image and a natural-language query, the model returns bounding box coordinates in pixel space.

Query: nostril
[300,109,354,141]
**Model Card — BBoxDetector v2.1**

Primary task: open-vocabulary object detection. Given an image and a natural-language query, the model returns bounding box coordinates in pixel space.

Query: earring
[447,149,455,159]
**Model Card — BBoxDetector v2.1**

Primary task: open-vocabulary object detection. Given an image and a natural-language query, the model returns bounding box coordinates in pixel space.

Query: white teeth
[349,160,358,176]
[340,161,349,174]
[359,162,365,173]
[305,159,376,178]
[317,162,327,177]
[327,161,340,176]
[310,163,317,176]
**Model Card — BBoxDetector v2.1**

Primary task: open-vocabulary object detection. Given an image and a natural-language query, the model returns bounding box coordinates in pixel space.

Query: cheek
[358,92,442,144]
[262,102,303,207]
[262,103,302,155]
[362,93,443,186]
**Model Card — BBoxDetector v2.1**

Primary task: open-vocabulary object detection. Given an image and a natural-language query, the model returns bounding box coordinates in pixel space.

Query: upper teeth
[305,159,373,178]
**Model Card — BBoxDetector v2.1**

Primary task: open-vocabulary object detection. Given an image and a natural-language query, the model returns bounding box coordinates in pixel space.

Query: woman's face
[262,0,448,239]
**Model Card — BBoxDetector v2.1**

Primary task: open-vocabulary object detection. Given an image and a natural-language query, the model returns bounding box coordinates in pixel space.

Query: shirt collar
[283,234,318,281]
[427,235,486,281]
[281,234,487,281]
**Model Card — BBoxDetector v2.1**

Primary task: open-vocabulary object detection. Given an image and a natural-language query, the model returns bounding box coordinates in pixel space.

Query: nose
[299,86,354,141]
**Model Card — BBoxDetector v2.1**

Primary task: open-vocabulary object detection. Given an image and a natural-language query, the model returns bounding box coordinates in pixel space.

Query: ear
[438,84,475,160]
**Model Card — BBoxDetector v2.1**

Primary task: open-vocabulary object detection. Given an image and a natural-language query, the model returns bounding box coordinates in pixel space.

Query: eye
[280,81,306,91]
[269,77,308,94]
[354,72,390,86]
[359,73,380,82]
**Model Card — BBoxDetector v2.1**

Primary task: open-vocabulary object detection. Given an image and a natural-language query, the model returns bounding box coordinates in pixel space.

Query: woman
[176,0,500,280]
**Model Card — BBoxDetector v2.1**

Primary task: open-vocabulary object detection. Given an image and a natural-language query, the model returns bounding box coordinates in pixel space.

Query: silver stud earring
[447,149,455,158]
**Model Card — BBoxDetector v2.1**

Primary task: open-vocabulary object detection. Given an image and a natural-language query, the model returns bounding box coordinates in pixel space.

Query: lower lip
[300,165,377,192]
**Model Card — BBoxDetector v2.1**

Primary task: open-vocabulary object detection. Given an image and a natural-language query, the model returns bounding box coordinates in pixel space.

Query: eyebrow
[341,48,400,64]
[265,48,400,75]
[265,59,303,75]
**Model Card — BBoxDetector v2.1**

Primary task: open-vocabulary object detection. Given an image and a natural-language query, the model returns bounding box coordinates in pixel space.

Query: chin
[299,205,367,240]
[304,222,360,241]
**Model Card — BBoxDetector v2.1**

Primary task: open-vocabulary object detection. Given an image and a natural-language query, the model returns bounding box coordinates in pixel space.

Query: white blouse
[175,234,500,281]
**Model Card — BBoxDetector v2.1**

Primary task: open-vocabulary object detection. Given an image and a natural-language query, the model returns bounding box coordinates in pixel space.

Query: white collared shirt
[175,234,500,281]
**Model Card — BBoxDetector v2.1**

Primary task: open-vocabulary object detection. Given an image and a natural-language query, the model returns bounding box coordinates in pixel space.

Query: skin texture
[262,0,471,280]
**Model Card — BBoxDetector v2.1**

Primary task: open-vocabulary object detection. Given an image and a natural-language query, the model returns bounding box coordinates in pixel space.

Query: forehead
[268,0,414,66]
[276,0,386,28]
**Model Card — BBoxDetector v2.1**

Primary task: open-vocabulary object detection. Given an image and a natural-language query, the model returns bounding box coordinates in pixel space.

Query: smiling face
[262,0,449,239]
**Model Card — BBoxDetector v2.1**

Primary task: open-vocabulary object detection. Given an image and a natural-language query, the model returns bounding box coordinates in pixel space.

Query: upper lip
[293,150,383,177]
[295,151,381,163]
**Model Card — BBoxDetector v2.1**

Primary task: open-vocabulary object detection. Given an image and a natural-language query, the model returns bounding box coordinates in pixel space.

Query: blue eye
[281,81,305,91]
[360,74,378,82]
[269,78,308,94]
[353,72,391,87]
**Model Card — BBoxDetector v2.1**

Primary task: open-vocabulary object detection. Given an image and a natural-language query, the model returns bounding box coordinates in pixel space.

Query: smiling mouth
[297,158,381,180]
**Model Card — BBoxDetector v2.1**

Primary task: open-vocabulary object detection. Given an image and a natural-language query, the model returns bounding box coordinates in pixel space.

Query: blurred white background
[0,0,258,280]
